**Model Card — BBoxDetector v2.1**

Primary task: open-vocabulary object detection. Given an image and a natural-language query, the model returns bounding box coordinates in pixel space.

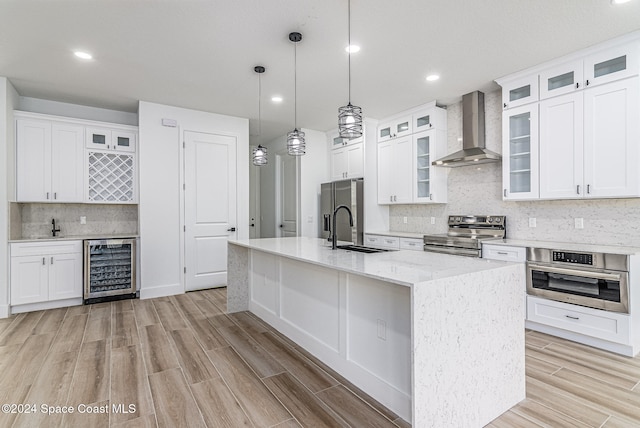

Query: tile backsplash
[389,89,640,247]
[13,203,138,239]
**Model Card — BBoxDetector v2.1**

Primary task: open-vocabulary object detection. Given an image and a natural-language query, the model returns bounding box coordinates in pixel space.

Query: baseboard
[139,282,184,300]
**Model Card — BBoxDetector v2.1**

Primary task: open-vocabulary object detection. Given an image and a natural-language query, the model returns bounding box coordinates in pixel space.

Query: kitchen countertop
[365,230,425,239]
[229,237,516,287]
[483,238,640,256]
[10,234,139,243]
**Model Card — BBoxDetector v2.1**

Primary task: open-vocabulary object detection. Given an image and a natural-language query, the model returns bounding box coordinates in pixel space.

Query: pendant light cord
[258,71,262,143]
[348,0,352,104]
[294,40,298,129]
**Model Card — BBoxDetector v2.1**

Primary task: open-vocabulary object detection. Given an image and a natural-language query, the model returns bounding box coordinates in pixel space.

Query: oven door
[527,262,629,313]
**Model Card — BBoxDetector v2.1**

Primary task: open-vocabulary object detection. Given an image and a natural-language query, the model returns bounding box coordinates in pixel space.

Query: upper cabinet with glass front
[377,116,412,142]
[584,42,639,87]
[539,60,584,99]
[501,75,539,110]
[86,127,136,153]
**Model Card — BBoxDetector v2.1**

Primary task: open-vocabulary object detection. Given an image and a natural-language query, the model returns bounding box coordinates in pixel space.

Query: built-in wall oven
[84,238,136,304]
[527,247,629,313]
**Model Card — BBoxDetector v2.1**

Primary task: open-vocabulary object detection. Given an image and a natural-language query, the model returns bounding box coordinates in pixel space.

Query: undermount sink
[336,244,393,254]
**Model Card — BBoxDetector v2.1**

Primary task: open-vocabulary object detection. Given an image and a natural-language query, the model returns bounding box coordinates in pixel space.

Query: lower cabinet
[10,241,83,310]
[364,234,423,251]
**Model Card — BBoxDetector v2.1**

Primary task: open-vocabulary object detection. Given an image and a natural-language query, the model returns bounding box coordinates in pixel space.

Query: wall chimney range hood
[433,91,501,167]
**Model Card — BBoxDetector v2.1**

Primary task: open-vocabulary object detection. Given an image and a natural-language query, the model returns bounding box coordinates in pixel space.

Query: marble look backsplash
[13,203,138,239]
[389,89,640,247]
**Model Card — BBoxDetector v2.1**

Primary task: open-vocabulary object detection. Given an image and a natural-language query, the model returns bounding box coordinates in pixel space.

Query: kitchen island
[227,237,525,427]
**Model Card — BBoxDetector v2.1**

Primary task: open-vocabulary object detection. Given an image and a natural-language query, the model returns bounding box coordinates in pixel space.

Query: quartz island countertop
[228,237,526,427]
[9,234,139,243]
[229,236,516,287]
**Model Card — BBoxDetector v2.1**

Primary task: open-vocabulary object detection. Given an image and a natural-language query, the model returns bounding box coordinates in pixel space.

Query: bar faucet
[51,218,60,237]
[332,205,353,250]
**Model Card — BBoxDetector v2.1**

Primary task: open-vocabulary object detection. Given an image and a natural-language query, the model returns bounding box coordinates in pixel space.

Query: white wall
[1,77,19,317]
[389,89,640,247]
[138,101,249,299]
[18,97,138,126]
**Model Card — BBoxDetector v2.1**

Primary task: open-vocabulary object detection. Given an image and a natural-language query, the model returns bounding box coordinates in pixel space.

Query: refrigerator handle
[323,214,331,232]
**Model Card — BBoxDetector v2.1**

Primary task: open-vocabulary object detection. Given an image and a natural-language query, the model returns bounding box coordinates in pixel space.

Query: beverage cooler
[84,238,136,304]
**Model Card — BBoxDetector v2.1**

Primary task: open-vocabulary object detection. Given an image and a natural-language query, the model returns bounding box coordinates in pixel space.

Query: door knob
[227,227,236,232]
[279,224,284,228]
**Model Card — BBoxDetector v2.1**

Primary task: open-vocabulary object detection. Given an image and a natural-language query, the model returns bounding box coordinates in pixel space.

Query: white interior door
[184,131,237,291]
[276,152,298,237]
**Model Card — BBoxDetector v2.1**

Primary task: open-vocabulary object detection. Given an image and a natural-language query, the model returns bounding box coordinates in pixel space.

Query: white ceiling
[1,0,640,144]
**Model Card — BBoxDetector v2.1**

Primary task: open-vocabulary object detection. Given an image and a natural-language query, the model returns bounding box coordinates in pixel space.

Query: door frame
[275,149,300,237]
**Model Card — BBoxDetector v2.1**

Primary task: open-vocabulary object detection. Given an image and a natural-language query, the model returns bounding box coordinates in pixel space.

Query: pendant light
[338,0,363,139]
[287,32,305,156]
[252,65,268,166]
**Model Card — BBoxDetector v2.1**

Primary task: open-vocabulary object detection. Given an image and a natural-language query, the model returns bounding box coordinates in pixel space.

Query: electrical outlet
[403,216,407,224]
[575,218,584,229]
[430,217,435,225]
[80,216,86,225]
[529,218,536,228]
[377,319,387,341]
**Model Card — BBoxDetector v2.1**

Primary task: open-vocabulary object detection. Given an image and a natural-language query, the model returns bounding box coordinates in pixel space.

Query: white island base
[227,238,525,427]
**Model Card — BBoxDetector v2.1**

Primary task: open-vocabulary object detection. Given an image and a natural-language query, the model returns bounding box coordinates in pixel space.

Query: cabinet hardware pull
[585,80,590,86]
[575,82,580,89]
[227,227,236,232]
[587,184,591,194]
[565,315,579,320]
[46,192,50,200]
[576,185,580,195]
[503,103,508,109]
[390,196,393,202]
[394,195,397,202]
[503,189,507,197]
[51,257,54,264]
[54,192,57,200]
[429,193,433,200]
[42,257,45,265]
[497,252,508,255]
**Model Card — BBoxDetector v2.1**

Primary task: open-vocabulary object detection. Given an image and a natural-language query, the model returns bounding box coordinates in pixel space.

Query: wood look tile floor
[0,289,638,427]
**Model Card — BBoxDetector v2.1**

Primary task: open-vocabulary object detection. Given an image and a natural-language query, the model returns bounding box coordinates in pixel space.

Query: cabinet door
[502,104,539,200]
[412,108,445,132]
[377,141,394,204]
[414,130,434,202]
[584,77,640,198]
[51,123,84,202]
[331,147,348,180]
[501,74,539,109]
[49,253,83,301]
[10,255,49,305]
[393,137,413,203]
[539,60,583,100]
[112,130,136,153]
[345,143,364,178]
[86,127,112,150]
[584,43,639,88]
[16,119,52,202]
[539,92,584,199]
[392,117,412,139]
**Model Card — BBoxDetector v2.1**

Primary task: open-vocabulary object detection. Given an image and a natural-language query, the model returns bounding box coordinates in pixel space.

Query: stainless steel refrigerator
[320,178,364,245]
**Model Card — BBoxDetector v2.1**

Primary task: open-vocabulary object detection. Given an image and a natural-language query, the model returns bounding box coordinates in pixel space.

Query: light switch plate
[80,216,86,225]
[575,218,584,229]
[529,218,536,228]
[403,216,407,224]
[430,217,435,225]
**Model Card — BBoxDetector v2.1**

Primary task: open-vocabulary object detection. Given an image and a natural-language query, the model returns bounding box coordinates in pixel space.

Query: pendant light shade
[252,65,268,166]
[287,32,305,156]
[338,0,363,138]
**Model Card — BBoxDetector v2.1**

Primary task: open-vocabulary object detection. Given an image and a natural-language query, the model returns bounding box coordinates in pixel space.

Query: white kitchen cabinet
[527,295,631,346]
[10,240,83,308]
[539,60,583,100]
[412,105,447,132]
[540,76,639,199]
[377,116,412,142]
[584,42,639,88]
[16,118,84,202]
[330,131,363,148]
[86,127,136,152]
[364,234,400,250]
[87,151,137,203]
[331,141,364,180]
[399,237,423,251]
[502,103,540,200]
[481,243,526,262]
[377,136,412,204]
[413,129,447,203]
[501,74,539,110]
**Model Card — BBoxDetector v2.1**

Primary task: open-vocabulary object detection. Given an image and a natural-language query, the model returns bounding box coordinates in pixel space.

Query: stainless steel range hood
[433,91,501,167]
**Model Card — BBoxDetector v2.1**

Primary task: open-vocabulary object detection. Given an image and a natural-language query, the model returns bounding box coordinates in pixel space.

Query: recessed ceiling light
[345,45,360,53]
[611,0,632,4]
[74,51,92,60]
[426,74,440,82]
[271,96,283,103]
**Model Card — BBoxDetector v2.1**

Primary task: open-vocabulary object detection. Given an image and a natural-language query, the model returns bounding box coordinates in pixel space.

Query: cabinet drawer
[11,240,83,257]
[364,235,400,249]
[482,244,526,262]
[527,296,630,344]
[399,238,423,251]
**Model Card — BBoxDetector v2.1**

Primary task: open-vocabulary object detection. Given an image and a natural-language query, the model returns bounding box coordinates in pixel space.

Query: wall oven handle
[528,262,622,282]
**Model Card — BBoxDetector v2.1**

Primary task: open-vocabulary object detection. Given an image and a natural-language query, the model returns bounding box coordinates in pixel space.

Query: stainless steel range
[423,215,506,257]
